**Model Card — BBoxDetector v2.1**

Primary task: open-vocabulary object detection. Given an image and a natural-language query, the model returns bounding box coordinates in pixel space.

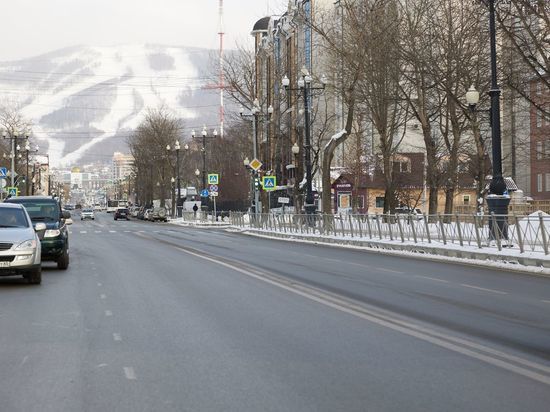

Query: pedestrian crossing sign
[262,176,276,191]
[208,174,219,185]
[0,167,7,178]
[7,187,18,197]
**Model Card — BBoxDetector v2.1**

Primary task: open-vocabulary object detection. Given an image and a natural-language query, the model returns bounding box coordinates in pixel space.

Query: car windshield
[83,209,93,213]
[7,200,60,221]
[0,208,29,228]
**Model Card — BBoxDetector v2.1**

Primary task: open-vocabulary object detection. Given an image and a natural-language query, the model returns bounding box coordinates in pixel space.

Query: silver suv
[0,203,46,284]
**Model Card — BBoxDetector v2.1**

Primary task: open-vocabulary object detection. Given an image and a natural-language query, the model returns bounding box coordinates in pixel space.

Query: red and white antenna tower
[204,0,225,138]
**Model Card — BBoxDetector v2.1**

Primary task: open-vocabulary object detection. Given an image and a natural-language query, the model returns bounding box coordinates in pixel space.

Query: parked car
[4,196,70,270]
[151,207,168,222]
[114,207,130,220]
[136,206,146,220]
[81,208,95,220]
[0,203,45,284]
[144,209,153,221]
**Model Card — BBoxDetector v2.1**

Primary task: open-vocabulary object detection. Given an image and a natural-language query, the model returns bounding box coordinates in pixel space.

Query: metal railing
[229,212,550,256]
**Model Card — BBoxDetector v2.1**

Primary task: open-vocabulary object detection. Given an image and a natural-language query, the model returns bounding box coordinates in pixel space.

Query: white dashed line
[109,230,117,233]
[375,267,404,274]
[124,230,131,233]
[460,284,508,295]
[542,300,550,304]
[415,275,449,283]
[123,367,137,380]
[113,333,122,342]
[80,231,87,234]
[105,310,113,317]
[97,283,102,287]
[100,294,107,300]
[95,230,102,233]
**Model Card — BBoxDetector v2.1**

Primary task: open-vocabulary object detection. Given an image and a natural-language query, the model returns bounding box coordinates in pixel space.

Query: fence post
[514,214,524,253]
[387,213,394,241]
[473,214,482,248]
[376,214,383,239]
[396,214,405,243]
[357,216,363,238]
[540,212,549,255]
[423,214,431,244]
[456,214,463,247]
[340,214,346,237]
[410,216,418,244]
[366,215,373,239]
[438,214,447,245]
[348,214,354,238]
[491,213,502,251]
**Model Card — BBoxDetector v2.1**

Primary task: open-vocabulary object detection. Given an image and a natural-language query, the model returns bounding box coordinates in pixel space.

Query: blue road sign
[262,176,276,191]
[0,167,7,178]
[200,189,209,197]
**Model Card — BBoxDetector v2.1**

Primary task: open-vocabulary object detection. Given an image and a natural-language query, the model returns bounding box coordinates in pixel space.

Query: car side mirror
[35,222,47,240]
[62,211,71,219]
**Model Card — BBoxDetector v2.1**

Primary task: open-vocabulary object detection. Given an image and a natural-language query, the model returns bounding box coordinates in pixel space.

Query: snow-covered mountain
[0,44,221,166]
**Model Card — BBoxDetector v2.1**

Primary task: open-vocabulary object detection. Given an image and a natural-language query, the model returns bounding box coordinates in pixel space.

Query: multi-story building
[530,78,550,200]
[112,152,134,182]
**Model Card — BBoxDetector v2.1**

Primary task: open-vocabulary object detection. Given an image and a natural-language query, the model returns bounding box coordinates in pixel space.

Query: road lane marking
[100,294,107,300]
[542,300,550,304]
[162,240,550,386]
[95,230,102,233]
[97,283,102,287]
[104,310,113,317]
[20,356,29,367]
[113,333,122,342]
[80,231,87,234]
[124,367,137,380]
[460,284,507,295]
[124,230,131,233]
[375,267,404,274]
[415,275,449,283]
[109,230,117,233]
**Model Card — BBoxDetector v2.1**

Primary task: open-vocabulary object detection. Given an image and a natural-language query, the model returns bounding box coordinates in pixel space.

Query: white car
[81,208,95,220]
[0,203,46,284]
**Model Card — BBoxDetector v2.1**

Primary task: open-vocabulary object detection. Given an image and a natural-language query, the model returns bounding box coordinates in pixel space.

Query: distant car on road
[114,208,130,220]
[144,209,153,221]
[81,208,95,220]
[0,203,46,284]
[151,207,167,222]
[5,196,71,270]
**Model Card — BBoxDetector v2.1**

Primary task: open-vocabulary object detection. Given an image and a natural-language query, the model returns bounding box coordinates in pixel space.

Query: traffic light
[254,177,260,190]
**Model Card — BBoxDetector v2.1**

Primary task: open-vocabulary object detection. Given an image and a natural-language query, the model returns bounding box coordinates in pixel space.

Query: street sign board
[209,184,218,193]
[278,197,290,204]
[249,158,262,171]
[6,187,18,197]
[208,174,219,185]
[0,167,7,178]
[200,189,209,197]
[210,192,219,197]
[262,176,276,191]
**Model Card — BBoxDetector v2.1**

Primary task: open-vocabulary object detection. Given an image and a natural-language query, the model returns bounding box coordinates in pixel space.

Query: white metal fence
[229,212,550,256]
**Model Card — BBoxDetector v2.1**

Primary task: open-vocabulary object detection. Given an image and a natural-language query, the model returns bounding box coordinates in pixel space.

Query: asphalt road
[0,212,549,412]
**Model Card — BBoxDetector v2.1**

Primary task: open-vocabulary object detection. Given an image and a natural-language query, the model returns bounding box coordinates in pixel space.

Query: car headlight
[15,239,37,251]
[44,229,61,238]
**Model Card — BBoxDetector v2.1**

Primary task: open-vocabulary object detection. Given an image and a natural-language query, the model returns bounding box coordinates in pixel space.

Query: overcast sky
[1,0,287,61]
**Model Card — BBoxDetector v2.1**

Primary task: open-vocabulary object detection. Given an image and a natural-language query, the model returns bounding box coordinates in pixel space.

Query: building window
[546,174,550,192]
[375,196,385,208]
[356,195,365,209]
[537,174,543,192]
[338,193,351,209]
[546,140,550,158]
[463,195,470,205]
[392,161,411,173]
[537,141,543,160]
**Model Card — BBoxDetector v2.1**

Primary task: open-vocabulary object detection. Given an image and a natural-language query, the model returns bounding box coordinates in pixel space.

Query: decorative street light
[282,67,326,217]
[170,177,176,218]
[192,127,217,206]
[466,0,509,239]
[167,140,189,217]
[22,143,39,196]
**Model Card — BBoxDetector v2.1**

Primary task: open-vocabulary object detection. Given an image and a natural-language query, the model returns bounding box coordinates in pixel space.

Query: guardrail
[229,212,550,256]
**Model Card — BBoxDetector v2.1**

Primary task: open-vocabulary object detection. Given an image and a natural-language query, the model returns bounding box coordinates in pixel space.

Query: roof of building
[252,17,271,34]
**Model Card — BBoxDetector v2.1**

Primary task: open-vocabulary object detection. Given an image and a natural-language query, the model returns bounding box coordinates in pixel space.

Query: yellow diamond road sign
[249,158,262,171]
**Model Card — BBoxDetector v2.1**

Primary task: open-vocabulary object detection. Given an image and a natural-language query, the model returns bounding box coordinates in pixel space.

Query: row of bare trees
[127,108,250,209]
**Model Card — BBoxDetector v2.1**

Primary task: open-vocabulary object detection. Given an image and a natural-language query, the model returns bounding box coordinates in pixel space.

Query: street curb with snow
[235,228,550,277]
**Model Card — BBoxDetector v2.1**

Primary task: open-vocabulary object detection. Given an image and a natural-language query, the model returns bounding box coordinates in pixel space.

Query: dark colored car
[114,208,129,220]
[5,196,71,270]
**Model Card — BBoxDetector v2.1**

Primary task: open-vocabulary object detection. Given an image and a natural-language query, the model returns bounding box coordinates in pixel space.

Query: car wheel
[25,267,42,285]
[57,249,70,270]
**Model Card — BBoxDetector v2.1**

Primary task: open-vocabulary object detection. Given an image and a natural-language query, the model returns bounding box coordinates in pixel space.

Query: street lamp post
[282,68,327,217]
[167,141,189,218]
[466,0,510,238]
[22,143,39,196]
[170,177,176,218]
[240,99,272,216]
[192,127,217,210]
